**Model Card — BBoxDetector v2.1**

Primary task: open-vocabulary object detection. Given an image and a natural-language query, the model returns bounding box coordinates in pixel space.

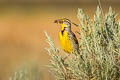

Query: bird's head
[54,18,71,31]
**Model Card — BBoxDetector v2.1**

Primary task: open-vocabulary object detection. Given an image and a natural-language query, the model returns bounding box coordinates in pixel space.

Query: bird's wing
[68,31,79,49]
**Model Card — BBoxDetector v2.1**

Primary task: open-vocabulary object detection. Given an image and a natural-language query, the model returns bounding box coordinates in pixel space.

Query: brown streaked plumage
[54,18,80,54]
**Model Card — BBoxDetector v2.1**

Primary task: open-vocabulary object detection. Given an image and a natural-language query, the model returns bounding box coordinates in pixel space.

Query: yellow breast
[59,31,72,53]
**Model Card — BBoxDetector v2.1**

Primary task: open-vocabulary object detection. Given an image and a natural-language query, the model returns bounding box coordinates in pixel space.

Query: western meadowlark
[54,18,80,55]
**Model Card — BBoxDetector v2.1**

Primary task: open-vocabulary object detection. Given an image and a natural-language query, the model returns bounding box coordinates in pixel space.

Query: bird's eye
[66,23,70,26]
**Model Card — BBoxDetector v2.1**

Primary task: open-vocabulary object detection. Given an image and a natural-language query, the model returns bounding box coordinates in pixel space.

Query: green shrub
[45,6,120,80]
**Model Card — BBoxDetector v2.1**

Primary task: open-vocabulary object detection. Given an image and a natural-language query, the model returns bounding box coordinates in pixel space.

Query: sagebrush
[8,65,41,80]
[45,6,120,80]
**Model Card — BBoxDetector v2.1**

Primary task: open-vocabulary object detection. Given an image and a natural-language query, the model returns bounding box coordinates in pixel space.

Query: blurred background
[0,0,120,80]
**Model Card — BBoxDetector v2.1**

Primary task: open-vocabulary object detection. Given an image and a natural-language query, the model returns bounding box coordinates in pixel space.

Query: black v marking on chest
[61,30,64,35]
[61,27,66,35]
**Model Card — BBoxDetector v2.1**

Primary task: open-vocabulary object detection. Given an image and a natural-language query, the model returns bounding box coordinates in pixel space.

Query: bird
[54,18,80,55]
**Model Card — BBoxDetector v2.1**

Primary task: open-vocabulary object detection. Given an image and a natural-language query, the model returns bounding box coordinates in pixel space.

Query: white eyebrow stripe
[64,21,71,25]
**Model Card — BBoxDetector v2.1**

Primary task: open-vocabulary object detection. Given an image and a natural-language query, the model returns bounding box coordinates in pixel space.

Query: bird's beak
[54,19,63,24]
